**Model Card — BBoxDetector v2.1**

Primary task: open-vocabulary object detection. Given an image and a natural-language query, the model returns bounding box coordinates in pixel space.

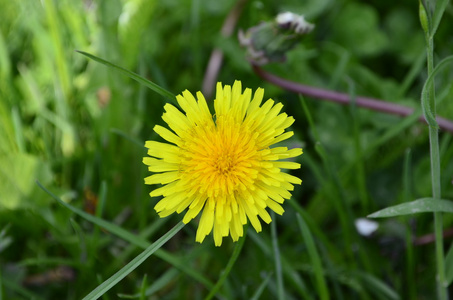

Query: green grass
[1,0,453,299]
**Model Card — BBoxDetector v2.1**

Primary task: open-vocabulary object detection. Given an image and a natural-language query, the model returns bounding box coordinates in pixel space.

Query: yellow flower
[143,81,302,246]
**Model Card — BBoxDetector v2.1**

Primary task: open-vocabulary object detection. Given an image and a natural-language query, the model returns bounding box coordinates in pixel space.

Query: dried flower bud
[239,12,314,65]
[276,12,315,34]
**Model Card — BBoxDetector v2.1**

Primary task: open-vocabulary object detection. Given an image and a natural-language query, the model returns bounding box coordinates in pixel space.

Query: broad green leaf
[76,51,176,102]
[330,3,388,57]
[368,198,453,218]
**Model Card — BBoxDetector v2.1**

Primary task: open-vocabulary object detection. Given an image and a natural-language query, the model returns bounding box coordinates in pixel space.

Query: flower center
[214,153,234,175]
[181,116,259,197]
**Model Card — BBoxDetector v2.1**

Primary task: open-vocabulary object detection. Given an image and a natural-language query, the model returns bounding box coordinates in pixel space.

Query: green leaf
[368,198,453,218]
[76,51,176,102]
[82,222,185,300]
[420,55,453,128]
[431,0,449,37]
[331,3,388,57]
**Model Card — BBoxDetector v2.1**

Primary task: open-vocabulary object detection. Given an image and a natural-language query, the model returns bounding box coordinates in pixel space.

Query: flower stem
[420,0,447,296]
[426,33,448,300]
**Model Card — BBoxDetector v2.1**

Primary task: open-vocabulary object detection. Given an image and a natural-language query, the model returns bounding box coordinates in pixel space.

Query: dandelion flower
[143,81,302,246]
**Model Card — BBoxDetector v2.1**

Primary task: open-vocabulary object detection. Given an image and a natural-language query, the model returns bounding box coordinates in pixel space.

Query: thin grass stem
[421,1,448,297]
[271,214,285,300]
[204,230,247,300]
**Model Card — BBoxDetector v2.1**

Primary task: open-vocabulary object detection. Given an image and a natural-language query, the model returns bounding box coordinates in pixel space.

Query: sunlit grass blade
[76,50,176,102]
[36,181,214,289]
[11,107,25,152]
[204,230,247,300]
[368,197,453,218]
[43,0,71,98]
[296,214,329,300]
[82,222,185,300]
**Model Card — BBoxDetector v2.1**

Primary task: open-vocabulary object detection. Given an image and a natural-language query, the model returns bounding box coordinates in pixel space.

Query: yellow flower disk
[143,81,302,246]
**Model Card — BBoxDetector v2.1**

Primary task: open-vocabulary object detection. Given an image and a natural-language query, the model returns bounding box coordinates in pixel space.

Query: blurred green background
[1,0,453,299]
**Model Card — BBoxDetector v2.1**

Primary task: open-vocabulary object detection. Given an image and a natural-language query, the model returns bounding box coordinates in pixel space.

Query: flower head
[143,81,302,246]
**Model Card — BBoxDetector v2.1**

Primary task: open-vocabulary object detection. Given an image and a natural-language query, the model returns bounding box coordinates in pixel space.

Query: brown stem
[202,0,248,98]
[413,227,453,246]
[252,64,453,133]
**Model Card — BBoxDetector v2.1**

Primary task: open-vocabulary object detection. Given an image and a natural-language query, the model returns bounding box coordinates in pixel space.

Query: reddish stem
[252,64,453,133]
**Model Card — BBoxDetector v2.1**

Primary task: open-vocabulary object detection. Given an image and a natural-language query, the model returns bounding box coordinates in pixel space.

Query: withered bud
[239,12,314,65]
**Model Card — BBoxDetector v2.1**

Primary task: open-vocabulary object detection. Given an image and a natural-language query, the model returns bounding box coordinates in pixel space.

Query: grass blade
[431,0,449,37]
[36,181,214,289]
[139,274,147,300]
[250,272,273,300]
[271,213,285,300]
[76,51,176,102]
[368,197,453,218]
[204,230,247,300]
[296,213,330,300]
[354,271,400,300]
[82,222,185,300]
